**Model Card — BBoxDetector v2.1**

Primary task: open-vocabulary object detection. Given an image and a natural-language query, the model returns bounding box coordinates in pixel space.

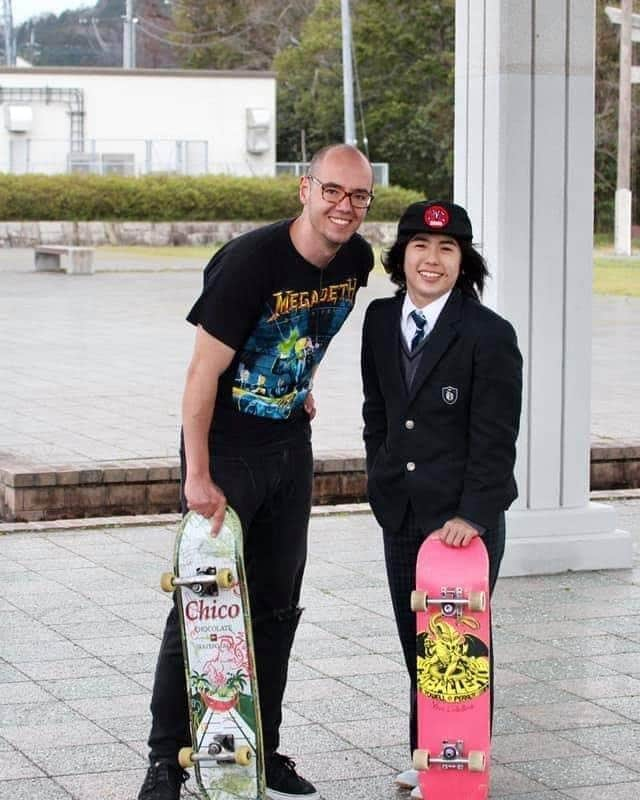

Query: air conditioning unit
[246,108,271,155]
[101,153,135,176]
[4,105,33,133]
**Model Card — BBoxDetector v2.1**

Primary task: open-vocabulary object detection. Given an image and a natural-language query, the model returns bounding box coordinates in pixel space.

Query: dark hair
[381,234,489,300]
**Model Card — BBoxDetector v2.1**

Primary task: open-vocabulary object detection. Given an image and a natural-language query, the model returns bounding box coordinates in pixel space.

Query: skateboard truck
[160,566,235,595]
[410,586,486,616]
[413,740,485,773]
[179,735,253,769]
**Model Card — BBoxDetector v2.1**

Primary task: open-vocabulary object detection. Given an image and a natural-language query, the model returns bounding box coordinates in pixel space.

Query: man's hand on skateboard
[431,516,480,548]
[184,474,227,536]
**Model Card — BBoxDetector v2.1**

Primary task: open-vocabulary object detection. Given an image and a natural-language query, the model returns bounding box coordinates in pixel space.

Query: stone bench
[34,245,95,275]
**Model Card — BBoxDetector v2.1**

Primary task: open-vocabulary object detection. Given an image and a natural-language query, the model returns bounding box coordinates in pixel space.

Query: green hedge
[0,174,421,222]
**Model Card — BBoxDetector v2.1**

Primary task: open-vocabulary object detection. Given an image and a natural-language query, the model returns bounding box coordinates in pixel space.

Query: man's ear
[299,175,310,205]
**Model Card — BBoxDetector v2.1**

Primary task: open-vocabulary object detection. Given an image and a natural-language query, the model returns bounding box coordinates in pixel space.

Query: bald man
[138,145,375,800]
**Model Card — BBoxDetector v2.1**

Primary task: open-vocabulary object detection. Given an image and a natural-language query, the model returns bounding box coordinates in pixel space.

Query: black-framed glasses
[306,174,374,209]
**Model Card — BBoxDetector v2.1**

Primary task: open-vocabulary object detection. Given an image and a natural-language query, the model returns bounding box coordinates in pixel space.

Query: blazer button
[405,419,415,430]
[406,462,416,472]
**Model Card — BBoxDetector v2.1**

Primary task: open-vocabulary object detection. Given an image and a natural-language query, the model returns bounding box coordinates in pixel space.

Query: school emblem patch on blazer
[442,386,458,405]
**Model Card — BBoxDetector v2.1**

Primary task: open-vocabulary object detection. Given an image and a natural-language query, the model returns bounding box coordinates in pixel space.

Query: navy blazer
[361,288,523,534]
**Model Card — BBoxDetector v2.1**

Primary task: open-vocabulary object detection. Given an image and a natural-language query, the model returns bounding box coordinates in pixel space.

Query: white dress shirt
[401,290,452,351]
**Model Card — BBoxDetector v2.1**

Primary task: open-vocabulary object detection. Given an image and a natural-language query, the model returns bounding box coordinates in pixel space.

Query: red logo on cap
[424,205,449,229]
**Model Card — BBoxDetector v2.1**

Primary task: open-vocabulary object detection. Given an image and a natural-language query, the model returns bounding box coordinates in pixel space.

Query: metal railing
[0,140,391,184]
[276,161,389,186]
[3,138,210,176]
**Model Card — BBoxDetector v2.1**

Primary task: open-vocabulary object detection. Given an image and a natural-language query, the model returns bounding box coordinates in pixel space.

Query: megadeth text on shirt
[268,277,358,321]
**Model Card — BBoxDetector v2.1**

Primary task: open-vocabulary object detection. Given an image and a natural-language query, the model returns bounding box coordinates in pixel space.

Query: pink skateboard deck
[411,534,491,800]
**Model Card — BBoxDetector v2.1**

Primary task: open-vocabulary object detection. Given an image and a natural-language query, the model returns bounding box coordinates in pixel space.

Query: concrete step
[1,444,639,523]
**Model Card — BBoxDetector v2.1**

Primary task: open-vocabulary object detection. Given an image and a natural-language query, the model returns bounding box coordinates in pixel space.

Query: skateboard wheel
[468,591,486,612]
[217,568,234,589]
[178,747,195,768]
[412,749,430,771]
[410,590,428,612]
[160,572,176,593]
[468,751,486,772]
[235,745,252,766]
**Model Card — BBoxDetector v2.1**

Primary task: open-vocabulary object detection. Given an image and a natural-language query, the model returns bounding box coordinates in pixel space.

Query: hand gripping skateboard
[410,534,491,800]
[161,509,265,800]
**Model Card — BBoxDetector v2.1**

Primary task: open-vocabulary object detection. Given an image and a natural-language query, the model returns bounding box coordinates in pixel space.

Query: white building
[0,67,276,177]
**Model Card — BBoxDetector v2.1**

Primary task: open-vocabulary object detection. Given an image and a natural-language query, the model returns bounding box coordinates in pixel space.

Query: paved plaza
[2,246,640,799]
[0,247,639,472]
[0,500,639,800]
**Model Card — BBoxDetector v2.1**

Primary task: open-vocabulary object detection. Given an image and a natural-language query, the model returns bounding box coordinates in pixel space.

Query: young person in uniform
[360,200,522,798]
[138,144,375,800]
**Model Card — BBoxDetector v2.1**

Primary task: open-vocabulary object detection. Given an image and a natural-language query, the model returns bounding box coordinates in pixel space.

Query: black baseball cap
[397,200,473,241]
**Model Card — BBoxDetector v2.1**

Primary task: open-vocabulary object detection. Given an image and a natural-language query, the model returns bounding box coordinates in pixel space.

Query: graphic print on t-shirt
[232,278,357,420]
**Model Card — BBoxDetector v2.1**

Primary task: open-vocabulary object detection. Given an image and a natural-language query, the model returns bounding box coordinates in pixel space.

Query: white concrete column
[454,0,632,576]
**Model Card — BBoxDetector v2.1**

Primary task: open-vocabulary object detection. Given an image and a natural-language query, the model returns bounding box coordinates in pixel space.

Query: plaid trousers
[382,509,505,754]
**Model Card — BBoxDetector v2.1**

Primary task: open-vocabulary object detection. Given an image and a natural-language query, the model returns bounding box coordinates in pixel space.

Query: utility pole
[2,0,14,66]
[122,0,136,69]
[340,0,357,146]
[616,0,633,255]
[606,4,640,252]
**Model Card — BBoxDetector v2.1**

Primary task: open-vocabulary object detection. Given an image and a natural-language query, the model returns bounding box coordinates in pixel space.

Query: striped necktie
[410,309,427,351]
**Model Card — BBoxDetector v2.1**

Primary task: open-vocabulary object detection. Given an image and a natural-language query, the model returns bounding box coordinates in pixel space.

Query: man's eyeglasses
[306,174,374,209]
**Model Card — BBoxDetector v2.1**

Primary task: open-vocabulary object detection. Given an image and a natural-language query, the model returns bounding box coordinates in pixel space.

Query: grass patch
[100,245,217,260]
[95,244,640,295]
[593,256,640,296]
[593,233,640,251]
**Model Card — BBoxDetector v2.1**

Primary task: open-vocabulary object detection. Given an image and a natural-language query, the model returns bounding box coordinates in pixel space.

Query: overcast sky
[14,1,91,26]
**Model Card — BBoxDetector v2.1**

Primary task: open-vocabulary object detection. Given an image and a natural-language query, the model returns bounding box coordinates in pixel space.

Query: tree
[274,0,344,159]
[277,0,635,224]
[172,0,316,70]
[134,0,180,68]
[16,0,129,67]
[13,0,635,228]
[275,0,455,197]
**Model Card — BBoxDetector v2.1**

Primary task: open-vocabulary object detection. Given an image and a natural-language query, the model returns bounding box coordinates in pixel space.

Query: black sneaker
[265,753,318,800]
[137,760,188,800]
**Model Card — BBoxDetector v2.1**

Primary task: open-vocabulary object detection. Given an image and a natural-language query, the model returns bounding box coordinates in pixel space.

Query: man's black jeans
[147,442,314,763]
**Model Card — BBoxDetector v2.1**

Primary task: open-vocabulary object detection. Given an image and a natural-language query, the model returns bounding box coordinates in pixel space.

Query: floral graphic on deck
[189,632,252,729]
[205,770,255,800]
[192,668,248,712]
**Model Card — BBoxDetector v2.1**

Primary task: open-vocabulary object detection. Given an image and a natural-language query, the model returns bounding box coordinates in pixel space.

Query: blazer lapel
[383,294,407,397]
[407,290,463,404]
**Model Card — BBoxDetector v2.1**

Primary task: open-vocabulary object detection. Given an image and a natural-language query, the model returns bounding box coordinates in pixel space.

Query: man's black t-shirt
[187,219,373,450]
